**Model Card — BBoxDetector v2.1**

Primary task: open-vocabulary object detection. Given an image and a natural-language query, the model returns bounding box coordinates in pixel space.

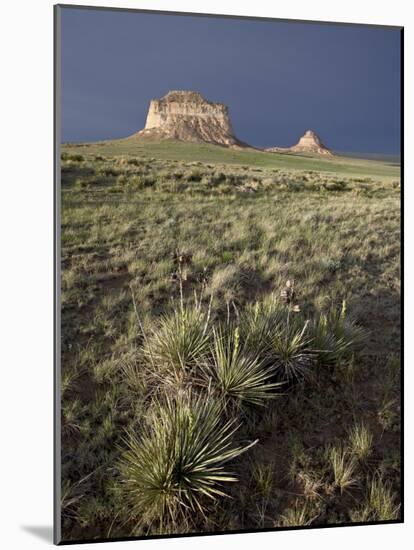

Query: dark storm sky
[60,7,401,154]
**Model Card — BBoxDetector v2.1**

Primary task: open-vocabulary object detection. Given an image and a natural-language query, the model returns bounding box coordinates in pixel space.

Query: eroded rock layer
[133,91,245,147]
[266,130,333,156]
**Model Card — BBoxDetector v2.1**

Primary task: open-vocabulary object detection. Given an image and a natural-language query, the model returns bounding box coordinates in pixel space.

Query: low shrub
[98,166,120,177]
[321,257,342,273]
[322,180,348,191]
[122,175,157,190]
[185,169,203,182]
[61,152,84,162]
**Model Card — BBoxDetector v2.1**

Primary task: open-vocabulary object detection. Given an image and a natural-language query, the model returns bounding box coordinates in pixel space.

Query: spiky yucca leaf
[239,298,287,356]
[143,304,211,380]
[267,319,314,381]
[119,392,256,531]
[207,325,281,406]
[311,301,367,366]
[311,314,347,365]
[330,301,367,349]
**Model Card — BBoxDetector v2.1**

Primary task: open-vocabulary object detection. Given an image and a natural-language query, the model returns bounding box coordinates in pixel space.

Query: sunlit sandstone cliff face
[290,130,333,156]
[266,130,333,156]
[134,91,245,147]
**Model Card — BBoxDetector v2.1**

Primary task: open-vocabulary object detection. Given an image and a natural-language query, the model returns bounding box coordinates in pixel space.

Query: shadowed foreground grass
[60,144,401,541]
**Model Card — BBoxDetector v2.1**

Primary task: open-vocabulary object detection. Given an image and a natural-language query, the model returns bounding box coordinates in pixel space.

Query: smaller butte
[266,130,333,156]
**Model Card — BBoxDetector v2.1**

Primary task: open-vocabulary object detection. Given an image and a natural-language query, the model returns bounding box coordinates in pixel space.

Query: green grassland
[64,137,400,179]
[60,139,401,541]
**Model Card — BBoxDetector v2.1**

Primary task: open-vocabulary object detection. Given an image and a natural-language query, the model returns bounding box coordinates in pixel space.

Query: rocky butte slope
[132,90,247,147]
[266,130,333,156]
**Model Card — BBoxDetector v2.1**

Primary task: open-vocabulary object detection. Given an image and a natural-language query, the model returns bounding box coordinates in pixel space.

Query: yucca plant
[267,318,314,382]
[119,392,256,532]
[311,314,347,365]
[330,300,367,349]
[143,301,211,383]
[206,325,281,406]
[239,298,286,356]
[311,301,367,366]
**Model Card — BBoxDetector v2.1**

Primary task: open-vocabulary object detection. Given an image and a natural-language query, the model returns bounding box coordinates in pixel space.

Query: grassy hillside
[60,141,401,542]
[63,138,400,180]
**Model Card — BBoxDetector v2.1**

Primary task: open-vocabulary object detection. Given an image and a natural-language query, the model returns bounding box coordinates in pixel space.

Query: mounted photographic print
[54,4,403,544]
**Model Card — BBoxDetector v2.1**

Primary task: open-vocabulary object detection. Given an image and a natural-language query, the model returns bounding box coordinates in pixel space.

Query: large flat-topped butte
[133,90,246,147]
